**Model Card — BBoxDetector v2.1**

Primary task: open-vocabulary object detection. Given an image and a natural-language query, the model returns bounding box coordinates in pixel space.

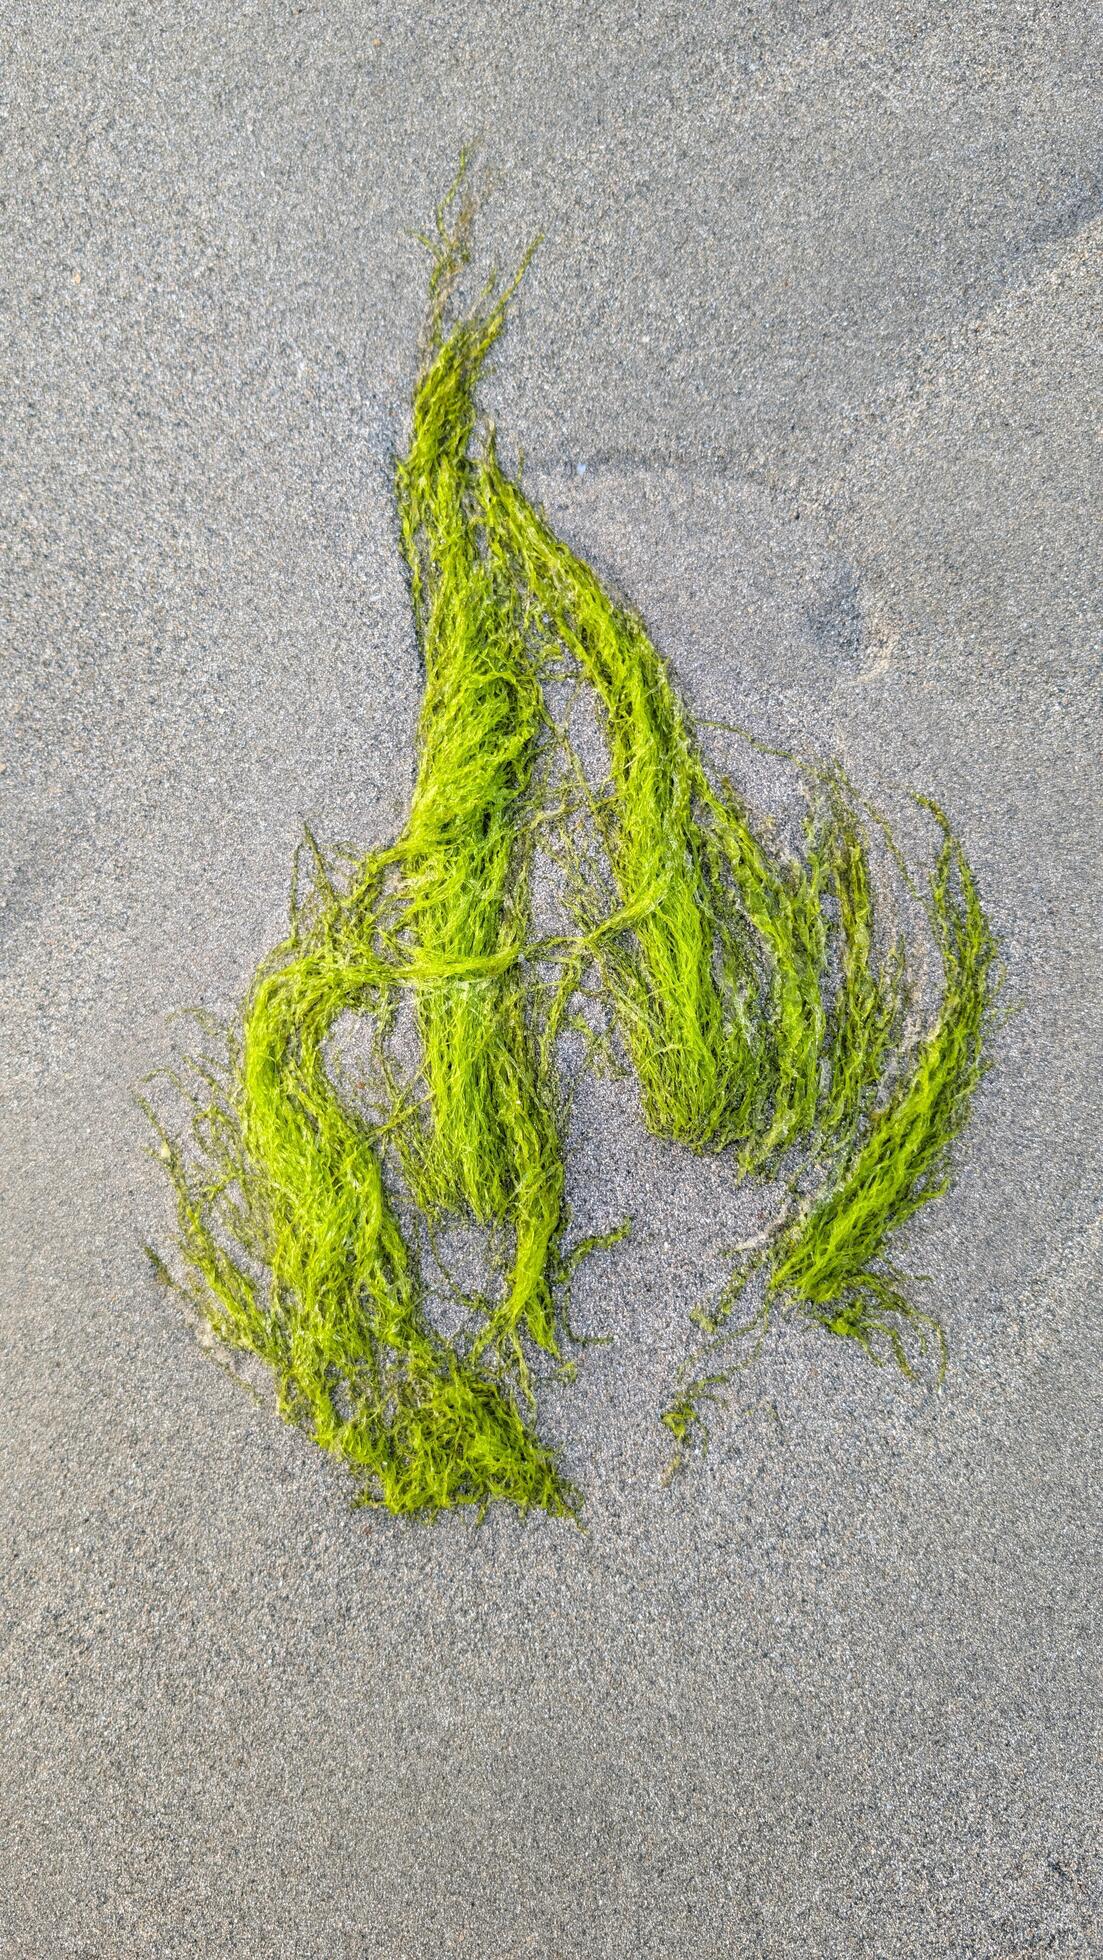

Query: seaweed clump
[144,163,999,1516]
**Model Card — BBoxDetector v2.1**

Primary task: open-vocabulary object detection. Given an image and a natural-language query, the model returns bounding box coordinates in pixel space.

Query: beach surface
[2,5,1101,1953]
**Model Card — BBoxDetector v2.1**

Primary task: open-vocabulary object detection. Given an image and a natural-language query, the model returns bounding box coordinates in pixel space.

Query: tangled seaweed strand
[769,802,996,1360]
[661,796,995,1465]
[393,187,565,1377]
[145,163,999,1514]
[142,856,573,1519]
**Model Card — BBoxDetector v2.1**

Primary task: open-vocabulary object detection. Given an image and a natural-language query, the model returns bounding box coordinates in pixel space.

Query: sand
[2,5,1101,1953]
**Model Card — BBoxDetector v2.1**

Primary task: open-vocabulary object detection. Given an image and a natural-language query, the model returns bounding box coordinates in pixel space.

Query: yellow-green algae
[145,165,999,1515]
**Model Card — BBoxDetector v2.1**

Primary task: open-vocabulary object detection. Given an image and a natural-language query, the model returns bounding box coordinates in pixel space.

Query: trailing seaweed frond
[664,799,997,1457]
[816,767,908,1149]
[483,455,771,1154]
[143,171,580,1518]
[767,798,997,1369]
[390,175,570,1385]
[142,847,574,1518]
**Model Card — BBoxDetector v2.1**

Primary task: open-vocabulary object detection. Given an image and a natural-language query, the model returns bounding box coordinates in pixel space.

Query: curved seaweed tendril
[662,798,998,1463]
[141,839,574,1519]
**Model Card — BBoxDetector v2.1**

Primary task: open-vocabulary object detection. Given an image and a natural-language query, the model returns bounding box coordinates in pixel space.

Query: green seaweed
[141,840,574,1519]
[662,799,997,1456]
[393,182,563,1375]
[145,162,999,1513]
[768,799,996,1370]
[483,459,767,1154]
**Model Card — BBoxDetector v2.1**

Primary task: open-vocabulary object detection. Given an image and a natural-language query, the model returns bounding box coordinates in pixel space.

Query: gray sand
[2,5,1102,1954]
